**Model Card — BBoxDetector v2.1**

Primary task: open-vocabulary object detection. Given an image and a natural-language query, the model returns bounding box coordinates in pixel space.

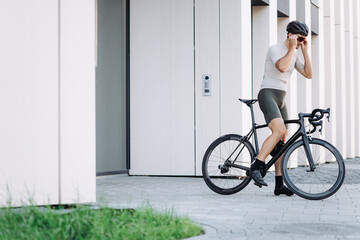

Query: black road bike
[202,99,345,200]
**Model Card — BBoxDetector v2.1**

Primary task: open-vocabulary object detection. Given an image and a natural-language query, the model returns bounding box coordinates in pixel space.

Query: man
[249,21,313,196]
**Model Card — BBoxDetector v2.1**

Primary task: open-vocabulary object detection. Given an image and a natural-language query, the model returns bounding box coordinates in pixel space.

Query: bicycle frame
[226,103,316,173]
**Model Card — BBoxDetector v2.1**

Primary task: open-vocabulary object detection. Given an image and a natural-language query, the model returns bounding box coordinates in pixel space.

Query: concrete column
[60,0,96,204]
[354,0,360,157]
[278,0,297,168]
[344,0,356,158]
[279,0,297,123]
[334,0,347,157]
[311,1,326,140]
[296,0,312,113]
[240,1,253,134]
[286,0,298,126]
[252,0,277,158]
[323,0,337,147]
[220,0,252,136]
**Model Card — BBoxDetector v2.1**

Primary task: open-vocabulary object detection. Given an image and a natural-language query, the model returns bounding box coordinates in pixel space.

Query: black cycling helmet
[286,21,309,37]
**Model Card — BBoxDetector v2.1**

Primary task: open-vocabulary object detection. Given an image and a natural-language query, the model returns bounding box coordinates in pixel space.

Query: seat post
[249,103,260,154]
[248,103,256,127]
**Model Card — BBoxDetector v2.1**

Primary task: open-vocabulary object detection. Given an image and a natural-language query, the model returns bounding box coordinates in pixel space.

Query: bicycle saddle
[239,99,258,105]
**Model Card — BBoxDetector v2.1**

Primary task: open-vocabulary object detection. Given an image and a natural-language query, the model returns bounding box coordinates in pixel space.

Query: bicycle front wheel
[202,134,254,195]
[281,138,345,200]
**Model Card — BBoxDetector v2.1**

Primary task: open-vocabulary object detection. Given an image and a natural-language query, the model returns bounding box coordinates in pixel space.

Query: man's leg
[273,141,294,195]
[250,118,287,187]
[257,118,287,161]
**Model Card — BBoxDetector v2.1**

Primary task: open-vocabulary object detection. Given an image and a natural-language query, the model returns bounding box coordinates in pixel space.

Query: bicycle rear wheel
[281,138,345,200]
[202,134,254,195]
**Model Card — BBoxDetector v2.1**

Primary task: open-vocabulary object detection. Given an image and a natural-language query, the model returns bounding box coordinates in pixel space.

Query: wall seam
[218,0,221,136]
[58,0,62,204]
[193,0,197,176]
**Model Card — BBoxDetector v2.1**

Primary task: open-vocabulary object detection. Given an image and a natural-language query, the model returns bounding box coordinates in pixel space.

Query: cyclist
[249,21,313,196]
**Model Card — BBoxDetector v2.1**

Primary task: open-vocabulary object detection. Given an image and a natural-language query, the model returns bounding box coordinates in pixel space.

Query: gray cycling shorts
[257,88,288,125]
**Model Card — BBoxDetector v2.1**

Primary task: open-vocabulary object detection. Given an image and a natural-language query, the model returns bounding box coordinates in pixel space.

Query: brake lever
[318,121,323,135]
[310,120,323,134]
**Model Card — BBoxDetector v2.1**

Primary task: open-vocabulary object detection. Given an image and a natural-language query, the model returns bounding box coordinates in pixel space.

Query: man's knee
[269,118,287,139]
[274,127,287,139]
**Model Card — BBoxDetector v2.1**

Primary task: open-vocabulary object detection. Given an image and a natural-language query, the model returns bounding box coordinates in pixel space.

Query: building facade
[1,0,359,206]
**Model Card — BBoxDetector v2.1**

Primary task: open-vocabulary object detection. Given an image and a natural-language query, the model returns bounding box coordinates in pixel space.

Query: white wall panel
[297,0,312,114]
[344,0,356,158]
[220,0,252,136]
[252,1,277,162]
[311,1,326,141]
[353,0,360,157]
[130,0,195,175]
[0,0,59,206]
[60,0,96,203]
[323,0,337,147]
[278,1,298,168]
[195,0,220,176]
[334,0,347,157]
[279,0,298,144]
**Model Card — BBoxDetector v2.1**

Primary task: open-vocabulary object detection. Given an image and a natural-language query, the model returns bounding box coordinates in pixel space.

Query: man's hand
[301,38,308,54]
[287,35,297,49]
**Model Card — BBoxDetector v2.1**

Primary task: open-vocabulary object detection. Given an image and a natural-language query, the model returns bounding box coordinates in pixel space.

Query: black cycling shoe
[250,169,268,187]
[274,185,294,196]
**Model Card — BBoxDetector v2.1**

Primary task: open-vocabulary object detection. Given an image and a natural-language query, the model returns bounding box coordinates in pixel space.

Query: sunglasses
[297,37,305,42]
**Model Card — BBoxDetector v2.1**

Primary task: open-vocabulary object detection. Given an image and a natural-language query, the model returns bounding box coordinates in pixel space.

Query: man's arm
[300,39,313,79]
[275,35,297,72]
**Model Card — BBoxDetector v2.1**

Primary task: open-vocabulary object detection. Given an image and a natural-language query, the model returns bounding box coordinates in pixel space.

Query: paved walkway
[96,159,360,240]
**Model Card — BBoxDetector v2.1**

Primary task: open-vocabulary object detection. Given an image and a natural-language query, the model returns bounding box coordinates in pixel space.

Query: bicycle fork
[302,134,316,172]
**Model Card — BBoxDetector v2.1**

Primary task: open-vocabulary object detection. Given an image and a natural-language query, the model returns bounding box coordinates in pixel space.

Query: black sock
[275,176,283,188]
[251,159,264,171]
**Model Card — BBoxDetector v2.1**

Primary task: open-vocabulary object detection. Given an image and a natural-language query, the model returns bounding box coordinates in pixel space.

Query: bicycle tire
[281,138,345,200]
[202,134,254,195]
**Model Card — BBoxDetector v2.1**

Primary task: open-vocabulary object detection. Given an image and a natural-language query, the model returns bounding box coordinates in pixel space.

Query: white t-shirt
[260,42,305,92]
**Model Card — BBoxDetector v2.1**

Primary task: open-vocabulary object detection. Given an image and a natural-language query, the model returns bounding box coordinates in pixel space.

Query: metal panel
[96,0,127,174]
[311,0,319,8]
[296,0,305,23]
[311,3,319,35]
[252,0,270,6]
[277,0,289,17]
[130,0,195,175]
[195,0,220,176]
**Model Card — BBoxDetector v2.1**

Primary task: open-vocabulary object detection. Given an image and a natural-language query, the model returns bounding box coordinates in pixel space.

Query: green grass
[0,205,203,240]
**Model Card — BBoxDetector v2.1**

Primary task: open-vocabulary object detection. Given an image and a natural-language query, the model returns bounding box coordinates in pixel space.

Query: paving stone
[96,157,360,239]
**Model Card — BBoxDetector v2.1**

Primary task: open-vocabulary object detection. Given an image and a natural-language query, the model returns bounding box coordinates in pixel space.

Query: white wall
[0,0,96,206]
[0,0,59,206]
[2,0,359,204]
[130,0,360,177]
[59,0,96,204]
